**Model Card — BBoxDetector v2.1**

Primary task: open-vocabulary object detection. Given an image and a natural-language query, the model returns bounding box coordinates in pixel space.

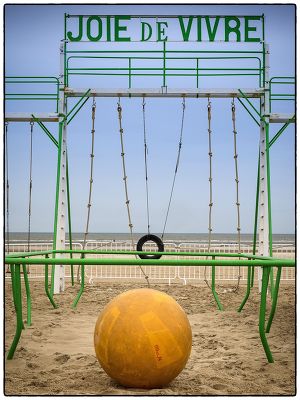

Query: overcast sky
[5,4,295,234]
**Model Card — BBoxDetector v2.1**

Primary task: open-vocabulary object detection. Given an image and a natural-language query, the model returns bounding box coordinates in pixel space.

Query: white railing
[5,240,295,283]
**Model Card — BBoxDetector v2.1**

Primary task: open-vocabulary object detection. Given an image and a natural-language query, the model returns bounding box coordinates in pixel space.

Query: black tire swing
[136,234,164,260]
[136,97,186,260]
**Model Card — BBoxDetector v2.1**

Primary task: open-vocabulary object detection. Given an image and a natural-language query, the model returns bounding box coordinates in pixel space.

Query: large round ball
[94,288,192,389]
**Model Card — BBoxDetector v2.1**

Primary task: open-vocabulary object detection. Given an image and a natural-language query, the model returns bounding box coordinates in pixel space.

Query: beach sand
[5,280,295,395]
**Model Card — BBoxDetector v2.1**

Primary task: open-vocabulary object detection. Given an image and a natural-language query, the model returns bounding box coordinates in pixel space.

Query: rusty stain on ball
[94,288,192,389]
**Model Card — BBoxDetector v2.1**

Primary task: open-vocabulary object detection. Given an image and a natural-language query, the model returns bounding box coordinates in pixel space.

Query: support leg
[72,255,85,309]
[7,264,23,360]
[269,267,275,298]
[238,265,252,312]
[22,263,31,326]
[266,266,282,333]
[251,266,255,288]
[45,256,58,309]
[50,264,55,297]
[211,263,223,311]
[259,266,273,362]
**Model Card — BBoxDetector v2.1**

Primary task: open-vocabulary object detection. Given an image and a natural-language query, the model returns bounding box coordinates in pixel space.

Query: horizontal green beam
[5,257,295,267]
[66,50,263,54]
[6,249,287,261]
[68,72,260,77]
[67,67,261,72]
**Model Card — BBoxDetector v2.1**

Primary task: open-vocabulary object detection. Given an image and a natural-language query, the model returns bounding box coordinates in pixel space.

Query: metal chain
[204,98,213,288]
[5,122,10,272]
[27,122,34,254]
[142,97,151,234]
[117,98,150,287]
[77,97,96,282]
[231,98,242,292]
[161,97,186,239]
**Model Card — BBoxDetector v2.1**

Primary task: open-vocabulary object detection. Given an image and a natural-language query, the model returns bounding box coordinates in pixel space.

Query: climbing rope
[204,98,241,293]
[77,97,96,282]
[231,97,242,292]
[117,97,150,287]
[27,122,34,254]
[204,98,213,288]
[142,97,151,235]
[161,97,186,240]
[5,122,10,272]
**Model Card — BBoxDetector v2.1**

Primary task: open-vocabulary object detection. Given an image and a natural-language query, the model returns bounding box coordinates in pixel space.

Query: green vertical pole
[72,253,85,308]
[22,263,31,326]
[211,257,223,311]
[196,58,199,88]
[10,264,17,311]
[261,14,265,90]
[251,152,260,287]
[7,264,23,360]
[64,13,68,87]
[238,258,252,312]
[265,123,274,297]
[44,255,58,308]
[51,121,64,295]
[129,58,132,89]
[266,266,282,333]
[66,152,74,286]
[259,266,273,362]
[163,41,166,87]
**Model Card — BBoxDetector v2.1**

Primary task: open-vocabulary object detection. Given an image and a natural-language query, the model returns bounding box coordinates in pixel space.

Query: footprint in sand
[32,330,42,337]
[26,362,38,369]
[212,383,228,391]
[54,353,70,363]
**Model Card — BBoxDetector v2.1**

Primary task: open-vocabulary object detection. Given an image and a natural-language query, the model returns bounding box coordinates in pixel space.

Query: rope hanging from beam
[117,97,150,287]
[204,98,242,293]
[77,97,96,282]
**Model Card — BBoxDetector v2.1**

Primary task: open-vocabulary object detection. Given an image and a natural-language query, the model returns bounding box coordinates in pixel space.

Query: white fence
[5,240,295,284]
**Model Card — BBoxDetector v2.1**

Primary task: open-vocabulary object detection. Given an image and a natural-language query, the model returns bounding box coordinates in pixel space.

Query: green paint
[238,260,252,312]
[245,16,261,42]
[178,16,194,41]
[225,17,241,42]
[7,264,23,360]
[266,266,282,333]
[259,266,274,362]
[157,22,168,41]
[211,258,224,311]
[67,15,83,41]
[114,16,131,42]
[141,22,152,41]
[205,16,220,41]
[87,16,102,41]
[45,255,58,308]
[72,254,85,308]
[22,264,31,326]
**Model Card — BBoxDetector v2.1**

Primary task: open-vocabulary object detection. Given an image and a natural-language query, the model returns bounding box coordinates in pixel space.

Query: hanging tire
[136,234,164,259]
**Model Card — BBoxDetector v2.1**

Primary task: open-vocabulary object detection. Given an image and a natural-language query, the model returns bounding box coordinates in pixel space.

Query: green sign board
[66,15,263,43]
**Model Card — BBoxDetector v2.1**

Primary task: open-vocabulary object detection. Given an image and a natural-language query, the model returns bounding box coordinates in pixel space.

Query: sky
[4,4,295,235]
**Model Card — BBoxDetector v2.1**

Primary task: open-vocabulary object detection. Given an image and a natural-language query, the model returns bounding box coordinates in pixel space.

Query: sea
[8,232,295,245]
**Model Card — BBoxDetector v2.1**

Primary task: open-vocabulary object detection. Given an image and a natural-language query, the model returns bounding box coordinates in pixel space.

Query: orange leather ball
[94,288,192,388]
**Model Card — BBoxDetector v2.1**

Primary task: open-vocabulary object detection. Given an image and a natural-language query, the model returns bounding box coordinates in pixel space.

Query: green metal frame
[5,76,60,113]
[5,249,295,362]
[269,77,295,112]
[4,11,296,367]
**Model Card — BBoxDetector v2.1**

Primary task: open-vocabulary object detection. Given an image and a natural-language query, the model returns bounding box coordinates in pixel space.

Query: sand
[5,280,295,395]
